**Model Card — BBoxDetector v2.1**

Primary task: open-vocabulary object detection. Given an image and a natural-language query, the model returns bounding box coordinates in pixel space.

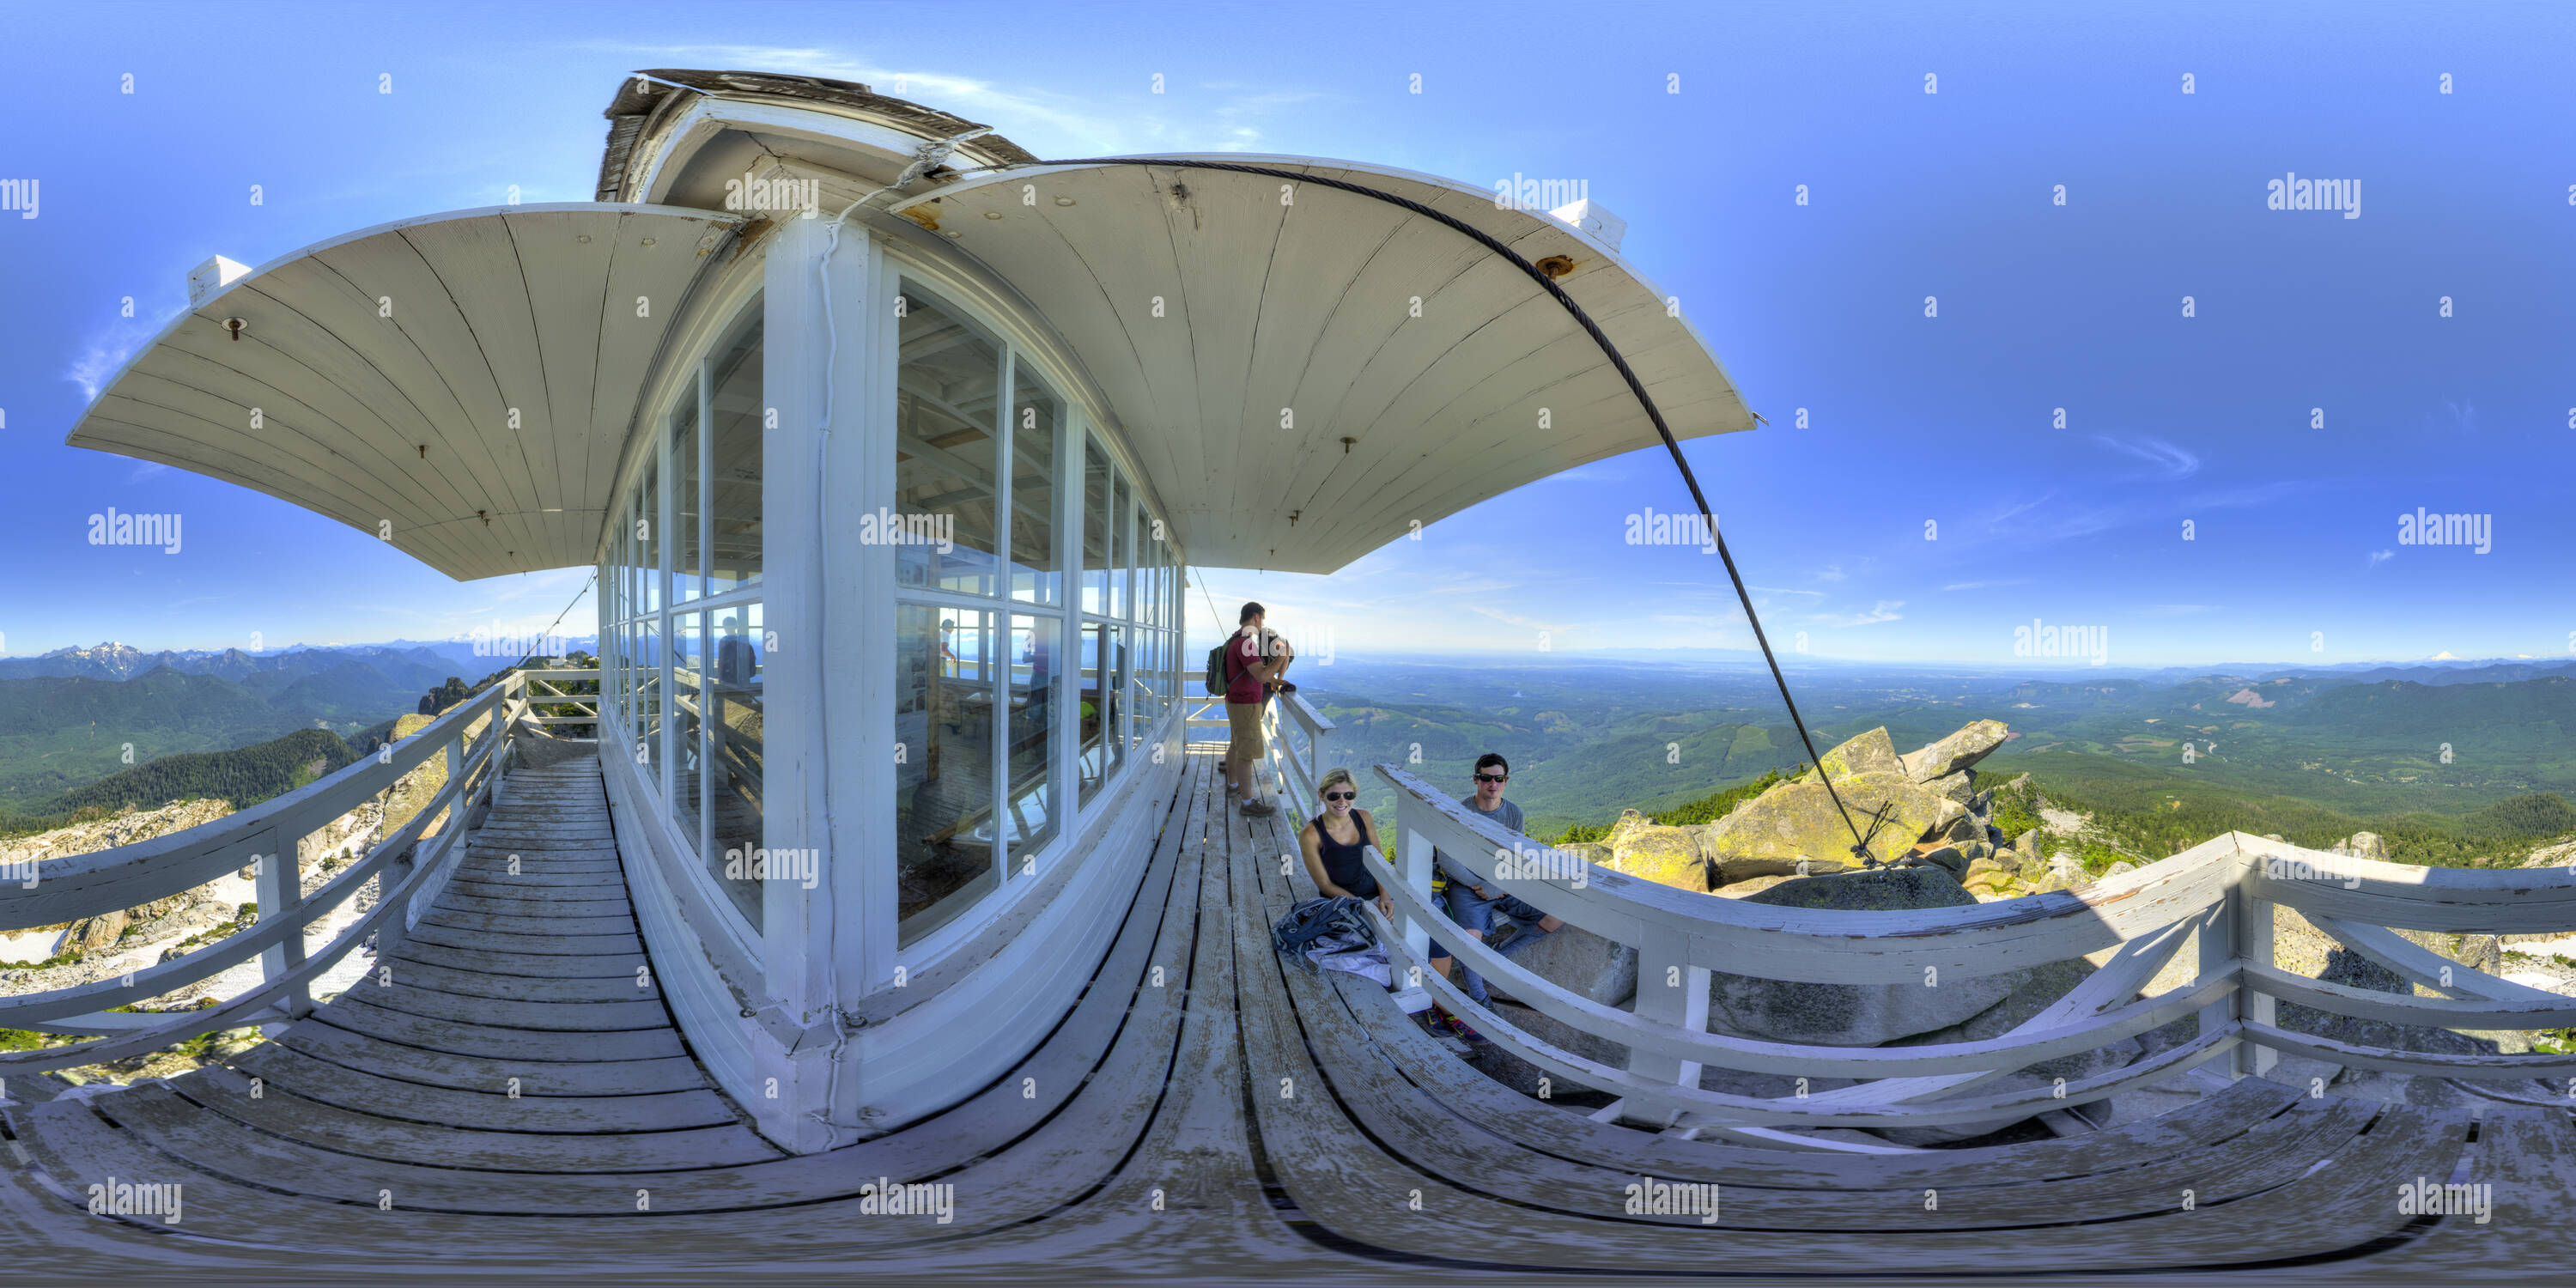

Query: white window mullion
[992,348,1015,887]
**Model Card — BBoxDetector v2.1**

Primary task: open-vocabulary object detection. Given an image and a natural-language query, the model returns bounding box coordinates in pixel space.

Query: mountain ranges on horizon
[0,638,598,683]
[0,644,512,813]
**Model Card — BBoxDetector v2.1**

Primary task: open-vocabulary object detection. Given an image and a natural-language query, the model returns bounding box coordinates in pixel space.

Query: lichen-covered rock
[1899,720,2011,782]
[67,911,130,953]
[1925,769,1978,805]
[1605,811,1712,891]
[1818,727,1904,782]
[1706,771,1954,874]
[1703,869,2014,1045]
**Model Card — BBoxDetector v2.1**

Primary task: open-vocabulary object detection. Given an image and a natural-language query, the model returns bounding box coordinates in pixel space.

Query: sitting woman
[1298,768,1391,921]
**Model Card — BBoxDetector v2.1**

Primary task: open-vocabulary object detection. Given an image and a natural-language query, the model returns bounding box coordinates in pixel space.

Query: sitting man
[1425,753,1564,1039]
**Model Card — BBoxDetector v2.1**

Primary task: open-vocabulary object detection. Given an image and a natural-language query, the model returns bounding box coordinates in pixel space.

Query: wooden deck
[2,749,2565,1279]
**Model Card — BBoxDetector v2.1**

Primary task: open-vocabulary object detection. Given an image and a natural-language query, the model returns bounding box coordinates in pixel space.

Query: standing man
[1426,754,1564,1024]
[1224,602,1293,817]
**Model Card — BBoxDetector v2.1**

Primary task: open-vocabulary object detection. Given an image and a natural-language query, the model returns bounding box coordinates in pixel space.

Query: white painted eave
[65,204,744,581]
[891,155,1756,574]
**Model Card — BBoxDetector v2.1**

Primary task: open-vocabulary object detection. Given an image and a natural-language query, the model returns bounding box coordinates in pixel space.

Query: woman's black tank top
[1313,811,1377,899]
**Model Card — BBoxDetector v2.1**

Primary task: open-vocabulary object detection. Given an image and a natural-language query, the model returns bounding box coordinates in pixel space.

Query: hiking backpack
[1202,631,1241,697]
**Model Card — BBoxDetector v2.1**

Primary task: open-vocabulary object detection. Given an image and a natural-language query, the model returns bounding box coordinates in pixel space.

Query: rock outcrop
[1899,720,2011,782]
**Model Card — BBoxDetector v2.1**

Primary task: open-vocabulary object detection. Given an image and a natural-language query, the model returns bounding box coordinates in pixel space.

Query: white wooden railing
[1182,690,1336,818]
[1366,764,2576,1131]
[0,669,595,1075]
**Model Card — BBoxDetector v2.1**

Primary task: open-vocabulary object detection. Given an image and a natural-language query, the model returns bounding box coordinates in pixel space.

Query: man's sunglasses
[1324,791,1357,802]
[1474,773,1508,783]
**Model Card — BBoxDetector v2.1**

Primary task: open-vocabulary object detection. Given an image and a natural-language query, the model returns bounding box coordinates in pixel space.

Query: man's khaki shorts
[1226,701,1267,762]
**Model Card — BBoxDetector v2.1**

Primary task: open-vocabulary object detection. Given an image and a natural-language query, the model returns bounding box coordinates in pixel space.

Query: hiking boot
[1240,799,1277,817]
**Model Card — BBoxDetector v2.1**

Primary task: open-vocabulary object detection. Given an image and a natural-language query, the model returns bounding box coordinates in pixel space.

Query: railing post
[250,825,308,1031]
[2199,849,2274,1078]
[1307,712,1330,816]
[2235,872,2276,1078]
[1398,802,1434,983]
[1626,923,1708,1127]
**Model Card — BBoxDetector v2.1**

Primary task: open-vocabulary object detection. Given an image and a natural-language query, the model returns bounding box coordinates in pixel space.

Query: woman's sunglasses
[1324,791,1357,802]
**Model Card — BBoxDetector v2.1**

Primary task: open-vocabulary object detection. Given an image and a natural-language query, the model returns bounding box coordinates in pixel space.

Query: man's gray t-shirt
[1433,797,1524,893]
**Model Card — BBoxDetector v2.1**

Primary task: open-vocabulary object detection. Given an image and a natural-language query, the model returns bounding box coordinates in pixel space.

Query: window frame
[879,245,1187,972]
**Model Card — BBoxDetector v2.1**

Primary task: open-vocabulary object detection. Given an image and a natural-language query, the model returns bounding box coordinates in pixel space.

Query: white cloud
[590,46,1321,158]
[1941,579,2026,592]
[1815,564,1846,582]
[2365,549,2395,571]
[2092,434,2201,482]
[1814,600,1904,627]
[64,317,162,401]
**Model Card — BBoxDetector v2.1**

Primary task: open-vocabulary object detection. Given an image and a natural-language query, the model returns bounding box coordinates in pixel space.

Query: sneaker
[1241,799,1277,817]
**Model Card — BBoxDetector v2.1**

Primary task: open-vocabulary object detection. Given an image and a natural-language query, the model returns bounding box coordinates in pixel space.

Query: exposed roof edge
[596,69,1040,202]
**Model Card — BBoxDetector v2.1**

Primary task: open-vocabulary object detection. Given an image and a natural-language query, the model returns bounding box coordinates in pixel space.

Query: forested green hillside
[0,728,360,838]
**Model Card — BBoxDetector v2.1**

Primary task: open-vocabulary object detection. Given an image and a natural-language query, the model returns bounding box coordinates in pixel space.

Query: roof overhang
[890,156,1756,574]
[65,204,744,581]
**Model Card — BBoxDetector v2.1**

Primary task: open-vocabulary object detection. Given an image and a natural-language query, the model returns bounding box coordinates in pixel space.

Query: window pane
[708,601,765,929]
[1009,362,1061,604]
[1081,440,1111,616]
[636,459,661,615]
[673,384,702,602]
[1078,621,1125,805]
[1116,623,1139,759]
[898,603,998,945]
[1005,612,1059,867]
[1110,472,1131,619]
[671,612,704,849]
[708,304,764,595]
[633,617,661,783]
[896,282,1001,596]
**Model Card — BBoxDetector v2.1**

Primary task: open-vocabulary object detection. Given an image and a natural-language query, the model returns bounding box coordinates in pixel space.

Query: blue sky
[2,1,2568,669]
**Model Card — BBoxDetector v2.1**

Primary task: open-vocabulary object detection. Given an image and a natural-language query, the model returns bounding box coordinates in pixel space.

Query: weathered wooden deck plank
[400,921,644,957]
[172,1065,784,1172]
[345,980,671,1032]
[419,910,638,938]
[370,953,656,1002]
[319,994,686,1062]
[383,939,648,981]
[228,1039,737,1132]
